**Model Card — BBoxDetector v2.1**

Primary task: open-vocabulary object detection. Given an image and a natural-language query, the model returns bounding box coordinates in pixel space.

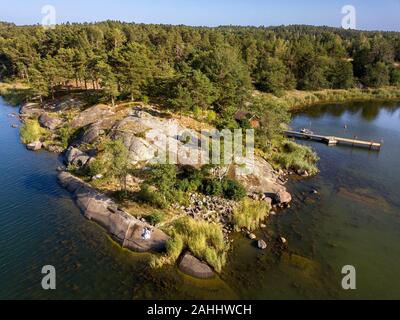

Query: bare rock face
[43,97,84,112]
[57,172,169,253]
[19,103,43,117]
[112,111,208,166]
[70,104,114,129]
[26,141,42,151]
[178,252,215,279]
[235,156,291,205]
[39,113,62,130]
[65,147,90,167]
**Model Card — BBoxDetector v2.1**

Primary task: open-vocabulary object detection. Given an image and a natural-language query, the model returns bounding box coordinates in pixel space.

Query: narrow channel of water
[1,98,399,299]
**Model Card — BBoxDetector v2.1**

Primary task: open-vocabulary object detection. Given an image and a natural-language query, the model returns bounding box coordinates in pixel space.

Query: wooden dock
[284,130,382,150]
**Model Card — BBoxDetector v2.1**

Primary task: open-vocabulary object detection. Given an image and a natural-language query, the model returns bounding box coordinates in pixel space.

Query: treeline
[1,21,400,117]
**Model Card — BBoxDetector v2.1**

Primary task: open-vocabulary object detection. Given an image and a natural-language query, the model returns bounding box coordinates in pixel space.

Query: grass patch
[151,217,229,273]
[232,198,270,232]
[256,86,400,111]
[273,140,319,175]
[20,119,49,144]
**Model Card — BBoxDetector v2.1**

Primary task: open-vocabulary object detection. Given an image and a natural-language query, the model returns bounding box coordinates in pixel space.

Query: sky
[0,0,399,31]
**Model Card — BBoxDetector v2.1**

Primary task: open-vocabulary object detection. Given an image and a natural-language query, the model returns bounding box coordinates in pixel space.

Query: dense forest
[1,21,400,121]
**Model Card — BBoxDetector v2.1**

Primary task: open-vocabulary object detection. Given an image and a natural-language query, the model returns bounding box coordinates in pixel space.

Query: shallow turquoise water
[1,98,399,299]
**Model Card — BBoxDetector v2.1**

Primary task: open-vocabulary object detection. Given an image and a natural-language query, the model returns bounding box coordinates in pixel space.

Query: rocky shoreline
[58,171,169,253]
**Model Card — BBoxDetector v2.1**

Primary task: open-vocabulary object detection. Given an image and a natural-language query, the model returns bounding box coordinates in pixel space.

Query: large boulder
[236,156,285,195]
[26,141,42,151]
[19,103,43,117]
[64,147,90,167]
[70,104,114,129]
[178,252,215,279]
[275,190,292,205]
[39,113,62,130]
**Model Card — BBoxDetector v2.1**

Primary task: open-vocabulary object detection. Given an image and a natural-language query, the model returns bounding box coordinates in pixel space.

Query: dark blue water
[1,97,400,300]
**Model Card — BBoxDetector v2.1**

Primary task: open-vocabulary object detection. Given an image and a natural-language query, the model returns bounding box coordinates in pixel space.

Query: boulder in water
[26,141,42,151]
[178,252,215,279]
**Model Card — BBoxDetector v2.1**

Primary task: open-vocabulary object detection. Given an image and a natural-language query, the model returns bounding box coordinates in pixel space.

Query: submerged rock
[178,252,215,279]
[275,190,292,205]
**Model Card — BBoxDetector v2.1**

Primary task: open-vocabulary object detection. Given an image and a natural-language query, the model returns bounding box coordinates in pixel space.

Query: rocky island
[17,96,297,278]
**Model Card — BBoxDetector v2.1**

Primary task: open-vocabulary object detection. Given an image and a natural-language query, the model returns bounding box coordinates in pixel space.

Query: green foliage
[2,23,400,117]
[138,184,170,209]
[251,96,291,146]
[138,165,187,208]
[146,211,166,226]
[255,57,296,95]
[363,62,390,88]
[86,158,104,177]
[221,178,247,201]
[200,177,246,201]
[99,138,130,190]
[150,216,230,272]
[390,67,400,85]
[57,126,74,148]
[150,235,184,269]
[273,140,319,175]
[175,217,228,272]
[233,198,270,231]
[20,119,48,144]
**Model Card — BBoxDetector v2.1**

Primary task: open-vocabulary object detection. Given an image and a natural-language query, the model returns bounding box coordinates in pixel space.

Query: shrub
[138,184,169,209]
[221,178,247,201]
[58,126,74,148]
[20,119,48,144]
[86,158,104,177]
[146,211,165,226]
[232,198,270,231]
[200,178,223,196]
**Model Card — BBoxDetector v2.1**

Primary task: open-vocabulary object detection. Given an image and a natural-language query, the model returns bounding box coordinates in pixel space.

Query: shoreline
[256,86,400,112]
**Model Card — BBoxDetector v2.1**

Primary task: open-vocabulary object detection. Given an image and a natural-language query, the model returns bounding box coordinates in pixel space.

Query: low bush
[146,211,166,226]
[221,178,247,201]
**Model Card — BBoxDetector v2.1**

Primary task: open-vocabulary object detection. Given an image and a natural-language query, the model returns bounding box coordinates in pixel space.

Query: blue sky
[0,0,399,31]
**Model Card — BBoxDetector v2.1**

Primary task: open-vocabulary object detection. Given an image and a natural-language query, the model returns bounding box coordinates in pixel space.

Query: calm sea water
[0,97,399,299]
